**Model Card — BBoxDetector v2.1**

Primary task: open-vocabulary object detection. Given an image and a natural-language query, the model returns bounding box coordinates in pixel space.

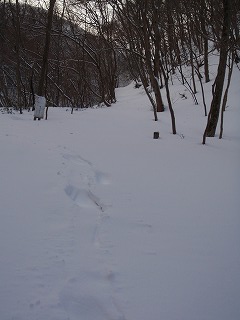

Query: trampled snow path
[0,133,125,319]
[56,151,126,319]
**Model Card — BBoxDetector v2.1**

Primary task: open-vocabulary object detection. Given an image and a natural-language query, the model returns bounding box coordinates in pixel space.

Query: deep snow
[0,62,240,320]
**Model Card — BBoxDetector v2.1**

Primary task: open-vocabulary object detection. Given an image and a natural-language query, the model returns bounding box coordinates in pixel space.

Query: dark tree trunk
[203,37,210,83]
[199,0,210,83]
[34,0,56,120]
[203,0,231,141]
[37,0,56,97]
[219,52,234,139]
[159,60,177,134]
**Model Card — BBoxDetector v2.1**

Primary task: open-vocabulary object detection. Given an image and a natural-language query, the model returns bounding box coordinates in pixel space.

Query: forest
[0,0,239,141]
[1,2,240,319]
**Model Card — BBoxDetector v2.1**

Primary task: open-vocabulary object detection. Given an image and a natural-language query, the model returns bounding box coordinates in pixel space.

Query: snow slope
[0,63,240,320]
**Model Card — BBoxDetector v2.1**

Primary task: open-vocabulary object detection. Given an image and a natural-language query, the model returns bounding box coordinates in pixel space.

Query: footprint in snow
[95,170,111,185]
[62,153,93,166]
[62,153,112,186]
[59,271,126,320]
[65,184,107,212]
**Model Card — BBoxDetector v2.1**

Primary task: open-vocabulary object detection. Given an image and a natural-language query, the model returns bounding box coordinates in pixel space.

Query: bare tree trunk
[15,0,22,113]
[159,59,177,134]
[9,0,23,113]
[219,52,234,139]
[199,0,210,83]
[203,0,231,141]
[203,37,210,83]
[192,51,207,116]
[187,23,197,94]
[34,0,56,120]
[37,0,56,97]
[141,3,164,113]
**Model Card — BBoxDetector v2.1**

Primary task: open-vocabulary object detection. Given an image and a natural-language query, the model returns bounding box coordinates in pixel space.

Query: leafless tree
[203,0,232,143]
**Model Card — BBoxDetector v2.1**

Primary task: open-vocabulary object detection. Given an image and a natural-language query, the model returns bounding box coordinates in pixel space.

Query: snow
[34,95,46,119]
[0,62,240,320]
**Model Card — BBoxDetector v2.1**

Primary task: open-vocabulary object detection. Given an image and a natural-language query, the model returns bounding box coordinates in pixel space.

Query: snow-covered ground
[0,62,240,320]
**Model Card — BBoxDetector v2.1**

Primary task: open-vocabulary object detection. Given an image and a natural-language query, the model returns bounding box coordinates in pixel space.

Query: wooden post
[153,132,159,139]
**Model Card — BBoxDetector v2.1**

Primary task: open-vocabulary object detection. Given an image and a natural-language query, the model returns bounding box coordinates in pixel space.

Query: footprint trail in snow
[59,152,126,319]
[62,152,111,210]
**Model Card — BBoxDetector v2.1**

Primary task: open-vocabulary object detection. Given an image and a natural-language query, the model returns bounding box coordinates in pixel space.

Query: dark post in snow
[153,132,159,139]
